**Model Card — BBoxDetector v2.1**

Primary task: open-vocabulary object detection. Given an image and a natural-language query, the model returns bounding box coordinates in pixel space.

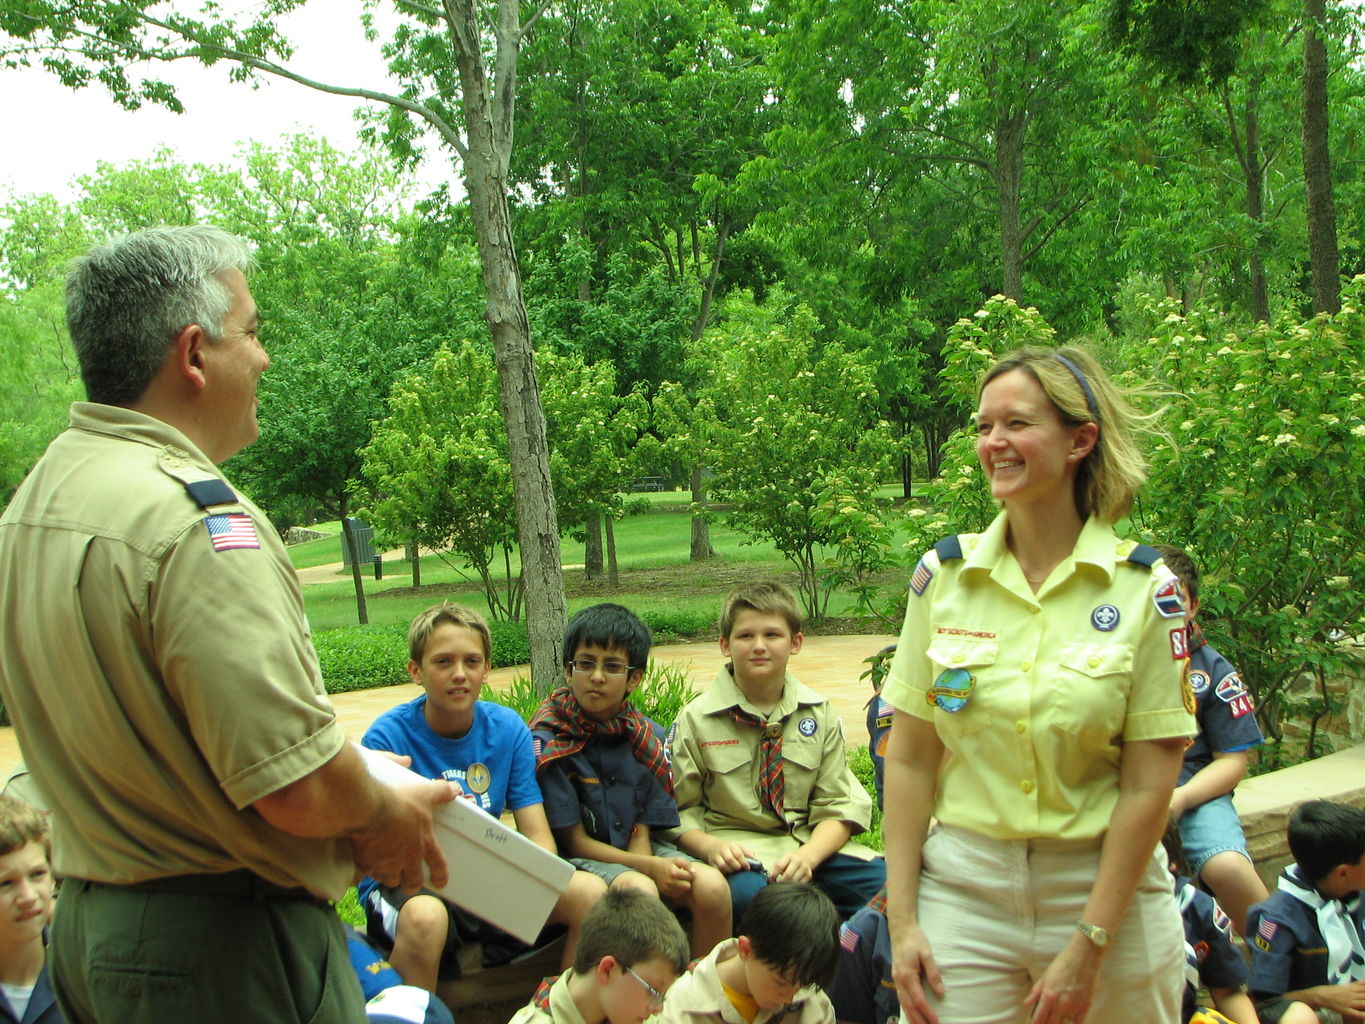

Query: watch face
[1079,923,1109,946]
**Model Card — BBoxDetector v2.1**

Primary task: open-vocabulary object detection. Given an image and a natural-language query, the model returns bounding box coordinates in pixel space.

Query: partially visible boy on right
[1247,800,1365,1024]
[658,881,840,1024]
[0,794,58,1024]
[509,888,690,1024]
[1156,543,1269,936]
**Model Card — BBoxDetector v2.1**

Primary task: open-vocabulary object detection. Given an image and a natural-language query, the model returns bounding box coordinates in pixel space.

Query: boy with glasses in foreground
[532,604,732,956]
[511,888,690,1024]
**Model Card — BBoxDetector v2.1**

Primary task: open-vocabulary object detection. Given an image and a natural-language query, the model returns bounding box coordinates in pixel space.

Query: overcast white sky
[0,3,451,204]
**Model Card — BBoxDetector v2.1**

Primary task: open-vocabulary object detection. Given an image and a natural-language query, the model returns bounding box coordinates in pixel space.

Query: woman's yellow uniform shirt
[882,513,1196,841]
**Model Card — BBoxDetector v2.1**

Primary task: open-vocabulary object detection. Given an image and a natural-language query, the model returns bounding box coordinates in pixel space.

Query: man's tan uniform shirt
[0,403,353,899]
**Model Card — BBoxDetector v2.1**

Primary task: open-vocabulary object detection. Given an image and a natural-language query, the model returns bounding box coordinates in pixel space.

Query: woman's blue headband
[1053,354,1099,422]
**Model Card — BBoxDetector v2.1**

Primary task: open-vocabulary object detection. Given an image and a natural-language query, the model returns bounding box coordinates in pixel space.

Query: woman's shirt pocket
[1049,641,1134,741]
[925,632,999,739]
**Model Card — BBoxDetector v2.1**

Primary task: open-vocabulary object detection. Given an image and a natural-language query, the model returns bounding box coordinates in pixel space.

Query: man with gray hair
[0,226,457,1022]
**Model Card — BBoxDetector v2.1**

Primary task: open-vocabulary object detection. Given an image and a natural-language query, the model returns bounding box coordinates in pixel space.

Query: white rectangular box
[359,744,574,943]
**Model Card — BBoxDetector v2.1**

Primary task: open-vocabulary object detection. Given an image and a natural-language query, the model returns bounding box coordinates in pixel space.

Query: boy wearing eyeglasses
[531,604,732,956]
[359,602,607,994]
[511,888,689,1024]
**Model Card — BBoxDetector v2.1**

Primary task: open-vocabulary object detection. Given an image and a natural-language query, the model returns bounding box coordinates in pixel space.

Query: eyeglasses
[569,658,634,677]
[621,964,665,1009]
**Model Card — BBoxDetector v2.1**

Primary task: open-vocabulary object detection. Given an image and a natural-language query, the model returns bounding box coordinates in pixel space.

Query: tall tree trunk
[1303,0,1341,315]
[605,515,619,587]
[450,0,566,693]
[584,512,603,579]
[1244,89,1270,324]
[407,539,421,589]
[994,109,1026,300]
[338,508,369,625]
[689,464,715,561]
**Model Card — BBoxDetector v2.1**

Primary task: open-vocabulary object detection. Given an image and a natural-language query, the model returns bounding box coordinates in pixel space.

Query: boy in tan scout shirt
[667,582,885,925]
[510,888,690,1024]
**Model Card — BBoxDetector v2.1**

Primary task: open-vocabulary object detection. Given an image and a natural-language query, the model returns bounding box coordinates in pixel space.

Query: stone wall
[1237,742,1365,886]
[283,526,328,545]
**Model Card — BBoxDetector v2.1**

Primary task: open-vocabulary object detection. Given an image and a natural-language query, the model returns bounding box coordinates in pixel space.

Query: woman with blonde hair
[882,346,1194,1024]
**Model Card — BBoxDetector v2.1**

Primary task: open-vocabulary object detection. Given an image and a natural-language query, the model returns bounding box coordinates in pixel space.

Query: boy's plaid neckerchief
[529,686,673,795]
[531,975,556,1012]
[1187,619,1207,653]
[726,706,785,821]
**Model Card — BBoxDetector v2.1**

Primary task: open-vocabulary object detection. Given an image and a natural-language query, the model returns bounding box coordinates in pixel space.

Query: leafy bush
[335,886,365,927]
[846,745,883,851]
[313,624,409,694]
[313,618,530,695]
[487,619,530,669]
[641,608,716,642]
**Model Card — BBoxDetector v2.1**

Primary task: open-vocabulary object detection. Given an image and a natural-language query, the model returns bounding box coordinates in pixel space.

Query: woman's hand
[1023,934,1103,1024]
[891,920,944,1024]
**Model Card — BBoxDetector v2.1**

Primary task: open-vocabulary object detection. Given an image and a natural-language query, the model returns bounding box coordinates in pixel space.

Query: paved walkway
[0,634,899,778]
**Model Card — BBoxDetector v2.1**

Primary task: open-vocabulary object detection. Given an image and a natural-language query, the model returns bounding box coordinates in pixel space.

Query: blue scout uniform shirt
[358,698,543,906]
[1247,867,1365,998]
[1180,640,1263,785]
[865,693,894,812]
[828,895,897,1024]
[1176,876,1248,1021]
[533,720,679,847]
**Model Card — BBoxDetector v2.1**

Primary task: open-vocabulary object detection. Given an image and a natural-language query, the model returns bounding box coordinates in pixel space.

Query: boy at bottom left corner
[0,793,59,1024]
[359,602,606,993]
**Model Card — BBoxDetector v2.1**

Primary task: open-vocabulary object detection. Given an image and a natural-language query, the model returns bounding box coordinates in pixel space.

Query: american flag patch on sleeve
[205,513,260,552]
[839,923,860,953]
[910,557,934,596]
[1258,918,1278,944]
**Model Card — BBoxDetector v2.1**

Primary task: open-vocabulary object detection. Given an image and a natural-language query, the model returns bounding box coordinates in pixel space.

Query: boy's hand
[707,840,759,874]
[648,857,696,899]
[771,849,815,883]
[1315,981,1365,1016]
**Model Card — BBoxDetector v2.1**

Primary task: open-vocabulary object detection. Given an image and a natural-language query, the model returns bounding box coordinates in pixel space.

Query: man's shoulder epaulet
[184,479,237,509]
[933,535,964,562]
[1125,543,1162,569]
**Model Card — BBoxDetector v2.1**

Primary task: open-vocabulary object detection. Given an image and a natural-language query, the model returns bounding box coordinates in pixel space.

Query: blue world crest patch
[798,716,818,737]
[1090,604,1120,632]
[925,668,974,713]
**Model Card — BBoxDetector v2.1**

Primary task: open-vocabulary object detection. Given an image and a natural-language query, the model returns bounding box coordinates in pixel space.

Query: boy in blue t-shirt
[1156,545,1269,937]
[530,603,732,957]
[1247,801,1365,1024]
[360,602,607,993]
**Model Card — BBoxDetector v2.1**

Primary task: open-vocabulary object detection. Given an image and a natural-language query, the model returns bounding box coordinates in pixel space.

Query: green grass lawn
[293,487,919,632]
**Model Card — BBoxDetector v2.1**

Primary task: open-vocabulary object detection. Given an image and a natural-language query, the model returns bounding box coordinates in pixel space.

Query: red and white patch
[1228,695,1254,718]
[1169,628,1188,660]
